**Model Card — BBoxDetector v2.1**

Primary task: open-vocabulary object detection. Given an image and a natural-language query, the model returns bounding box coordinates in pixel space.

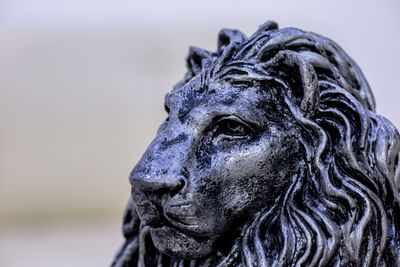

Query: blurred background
[0,0,399,266]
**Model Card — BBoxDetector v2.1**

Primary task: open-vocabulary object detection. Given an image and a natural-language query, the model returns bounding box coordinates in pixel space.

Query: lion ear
[173,47,213,90]
[251,20,279,37]
[217,28,247,52]
[188,29,247,75]
[186,46,213,76]
[265,50,319,117]
[175,30,247,90]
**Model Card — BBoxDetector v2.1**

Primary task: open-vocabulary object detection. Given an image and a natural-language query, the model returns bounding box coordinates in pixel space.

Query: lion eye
[218,118,252,137]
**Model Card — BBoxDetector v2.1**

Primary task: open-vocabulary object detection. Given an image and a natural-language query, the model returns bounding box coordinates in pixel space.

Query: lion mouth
[164,212,199,228]
[145,212,207,240]
[135,197,203,236]
[162,201,212,235]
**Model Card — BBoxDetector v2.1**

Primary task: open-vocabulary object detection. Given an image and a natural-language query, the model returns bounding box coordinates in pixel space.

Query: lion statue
[112,21,400,266]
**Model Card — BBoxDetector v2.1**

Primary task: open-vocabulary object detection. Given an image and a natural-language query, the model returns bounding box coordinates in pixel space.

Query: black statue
[112,21,400,266]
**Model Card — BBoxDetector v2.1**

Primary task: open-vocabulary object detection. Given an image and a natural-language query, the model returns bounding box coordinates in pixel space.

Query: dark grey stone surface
[112,21,400,266]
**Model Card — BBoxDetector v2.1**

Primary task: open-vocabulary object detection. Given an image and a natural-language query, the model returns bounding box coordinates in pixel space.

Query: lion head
[112,21,400,266]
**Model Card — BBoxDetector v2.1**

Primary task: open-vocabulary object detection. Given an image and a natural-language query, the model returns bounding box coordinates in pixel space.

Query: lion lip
[161,211,214,238]
[135,202,199,232]
[164,200,195,213]
[163,203,199,227]
[151,217,211,239]
[167,202,191,208]
[164,212,198,227]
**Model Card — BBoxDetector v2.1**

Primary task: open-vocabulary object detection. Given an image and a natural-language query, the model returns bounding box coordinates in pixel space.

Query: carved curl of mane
[113,21,400,266]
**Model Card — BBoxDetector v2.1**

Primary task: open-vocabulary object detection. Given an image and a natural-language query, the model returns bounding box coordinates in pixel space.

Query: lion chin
[150,226,216,259]
[112,20,400,267]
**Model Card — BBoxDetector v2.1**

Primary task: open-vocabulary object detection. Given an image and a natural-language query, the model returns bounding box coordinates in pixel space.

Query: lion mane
[113,21,400,266]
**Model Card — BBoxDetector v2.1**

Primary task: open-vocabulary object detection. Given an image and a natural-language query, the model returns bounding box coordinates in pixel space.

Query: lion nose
[130,173,186,197]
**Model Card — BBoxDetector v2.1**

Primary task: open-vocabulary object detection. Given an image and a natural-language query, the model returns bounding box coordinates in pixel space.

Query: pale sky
[2,0,399,31]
